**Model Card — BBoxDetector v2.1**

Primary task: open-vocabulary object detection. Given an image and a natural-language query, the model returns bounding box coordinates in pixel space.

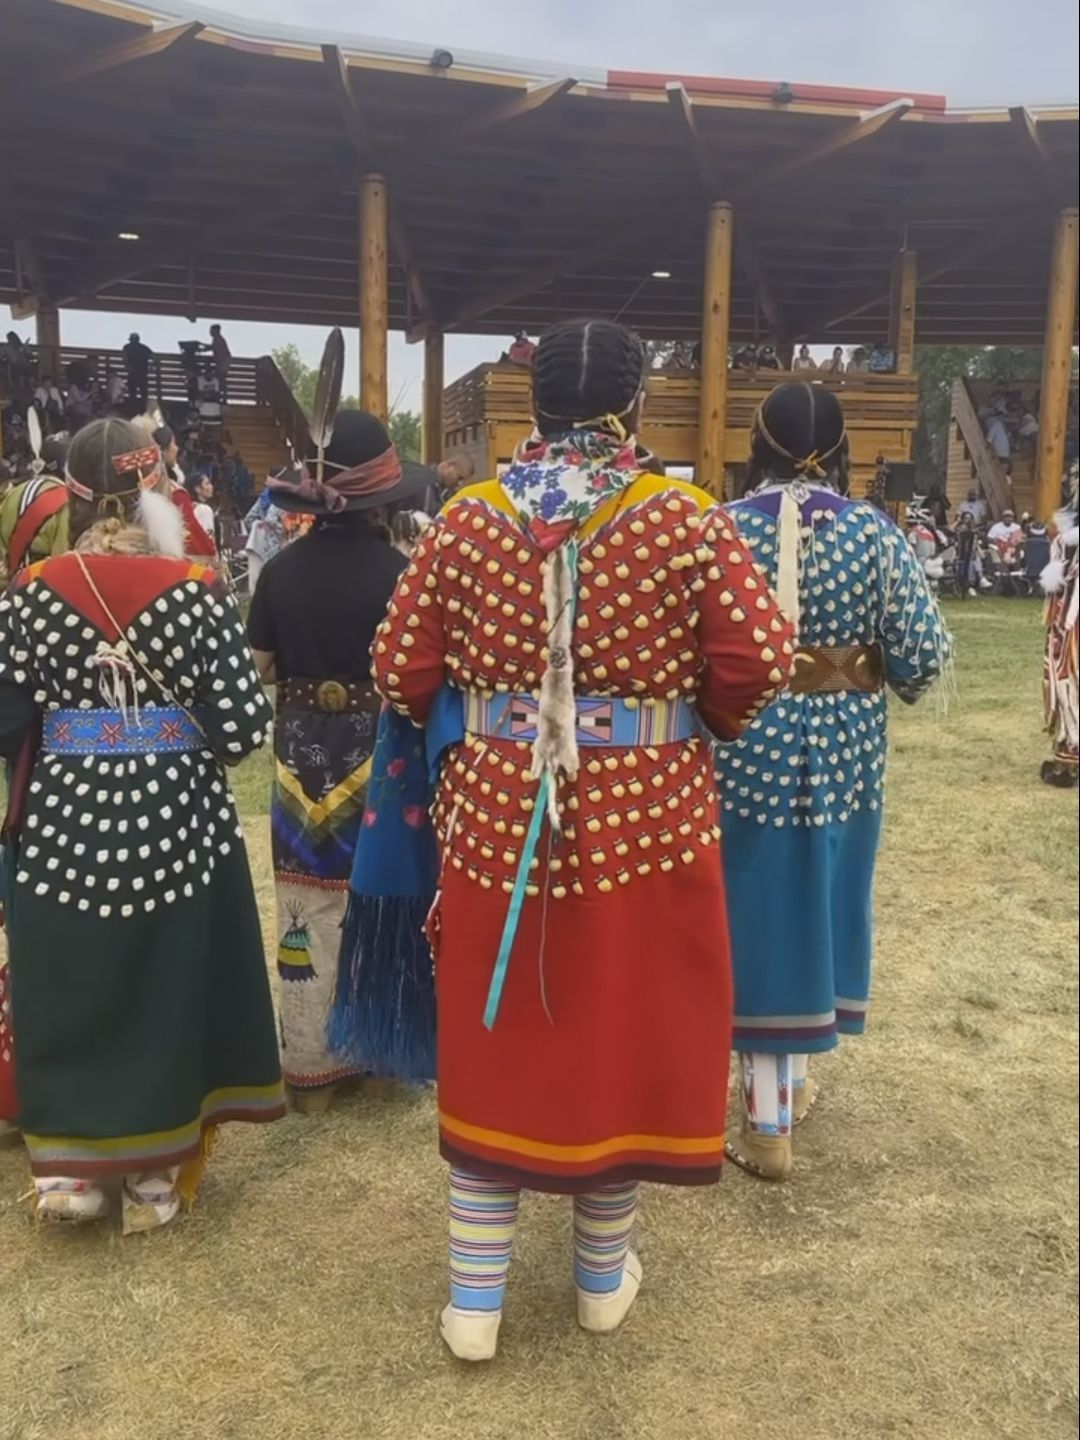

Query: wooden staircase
[222,405,291,484]
[945,378,1011,520]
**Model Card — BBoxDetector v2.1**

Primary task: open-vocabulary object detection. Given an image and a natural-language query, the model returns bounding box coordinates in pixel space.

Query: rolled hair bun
[532,319,646,436]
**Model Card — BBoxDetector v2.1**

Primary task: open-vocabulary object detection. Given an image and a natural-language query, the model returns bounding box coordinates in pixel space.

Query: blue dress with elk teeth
[715,484,951,1054]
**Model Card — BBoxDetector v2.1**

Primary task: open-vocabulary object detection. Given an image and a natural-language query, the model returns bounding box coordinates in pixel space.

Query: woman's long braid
[532,320,646,436]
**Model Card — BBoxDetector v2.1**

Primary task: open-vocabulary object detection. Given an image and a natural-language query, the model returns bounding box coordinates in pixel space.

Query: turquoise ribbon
[482,542,578,1030]
[482,772,550,1031]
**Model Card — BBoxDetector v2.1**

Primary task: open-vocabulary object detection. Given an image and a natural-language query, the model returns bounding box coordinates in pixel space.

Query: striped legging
[448,1167,638,1313]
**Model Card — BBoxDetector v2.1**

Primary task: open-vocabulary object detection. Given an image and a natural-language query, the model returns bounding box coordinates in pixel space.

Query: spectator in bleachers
[988,509,1024,562]
[847,347,870,373]
[821,346,846,374]
[123,332,153,411]
[756,345,782,371]
[506,331,537,366]
[208,324,232,400]
[33,375,64,430]
[984,404,1012,471]
[958,487,989,525]
[791,343,817,372]
[868,341,894,373]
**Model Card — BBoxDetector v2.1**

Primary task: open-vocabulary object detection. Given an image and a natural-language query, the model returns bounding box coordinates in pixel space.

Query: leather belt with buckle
[282,679,380,714]
[788,644,884,695]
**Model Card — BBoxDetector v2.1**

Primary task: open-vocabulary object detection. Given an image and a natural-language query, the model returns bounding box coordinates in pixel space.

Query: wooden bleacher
[444,365,919,496]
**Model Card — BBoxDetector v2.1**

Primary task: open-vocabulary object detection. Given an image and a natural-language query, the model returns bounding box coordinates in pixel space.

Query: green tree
[389,409,422,460]
[912,344,1049,484]
[271,346,423,459]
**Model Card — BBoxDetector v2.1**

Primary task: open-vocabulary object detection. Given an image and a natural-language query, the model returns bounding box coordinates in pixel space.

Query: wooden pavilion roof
[0,0,1077,346]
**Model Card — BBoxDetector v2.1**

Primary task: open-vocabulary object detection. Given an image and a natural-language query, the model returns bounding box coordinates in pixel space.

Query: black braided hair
[532,319,646,437]
[744,381,850,495]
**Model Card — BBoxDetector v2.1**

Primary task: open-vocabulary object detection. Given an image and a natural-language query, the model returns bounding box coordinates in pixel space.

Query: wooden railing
[254,356,311,462]
[28,346,263,406]
[950,377,1010,519]
[444,363,919,489]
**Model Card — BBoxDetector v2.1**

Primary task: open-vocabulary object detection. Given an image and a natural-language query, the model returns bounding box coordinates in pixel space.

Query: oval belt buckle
[316,680,349,713]
[790,650,817,693]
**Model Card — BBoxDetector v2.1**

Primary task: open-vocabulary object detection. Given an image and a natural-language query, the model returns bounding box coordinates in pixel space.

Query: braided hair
[532,319,646,437]
[744,381,850,495]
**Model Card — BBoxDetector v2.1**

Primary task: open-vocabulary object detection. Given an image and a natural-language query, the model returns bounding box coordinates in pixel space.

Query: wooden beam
[698,201,734,494]
[5,20,203,102]
[322,45,433,323]
[817,218,1030,334]
[1035,208,1079,519]
[431,227,654,336]
[360,174,390,421]
[422,332,445,465]
[746,97,912,193]
[1008,106,1056,176]
[427,76,576,151]
[666,83,786,339]
[665,83,717,193]
[889,250,917,372]
[56,169,347,305]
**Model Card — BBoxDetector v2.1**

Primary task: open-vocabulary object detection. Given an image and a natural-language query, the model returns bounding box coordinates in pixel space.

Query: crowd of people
[500,333,900,377]
[902,485,1055,598]
[0,322,1074,1366]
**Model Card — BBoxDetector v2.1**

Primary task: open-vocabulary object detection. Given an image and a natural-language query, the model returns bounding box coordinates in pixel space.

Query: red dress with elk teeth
[374,471,793,1192]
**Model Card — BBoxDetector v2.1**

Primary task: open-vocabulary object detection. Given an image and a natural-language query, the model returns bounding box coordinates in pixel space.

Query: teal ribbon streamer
[483,771,549,1031]
[481,541,578,1032]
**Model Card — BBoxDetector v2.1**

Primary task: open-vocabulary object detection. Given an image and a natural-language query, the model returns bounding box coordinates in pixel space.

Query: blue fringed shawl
[326,688,462,1081]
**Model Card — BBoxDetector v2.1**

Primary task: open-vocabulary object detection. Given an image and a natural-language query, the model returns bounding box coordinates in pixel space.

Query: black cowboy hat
[269,410,436,515]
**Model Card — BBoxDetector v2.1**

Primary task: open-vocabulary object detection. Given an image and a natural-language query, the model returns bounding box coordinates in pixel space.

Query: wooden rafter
[428,225,664,337]
[4,19,203,104]
[427,76,577,152]
[56,169,347,306]
[665,83,717,193]
[816,218,1031,334]
[1008,106,1056,175]
[321,44,433,324]
[666,83,786,338]
[745,97,912,193]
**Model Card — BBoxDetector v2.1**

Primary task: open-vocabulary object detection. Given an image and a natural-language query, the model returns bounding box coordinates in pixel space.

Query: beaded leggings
[739,1052,810,1137]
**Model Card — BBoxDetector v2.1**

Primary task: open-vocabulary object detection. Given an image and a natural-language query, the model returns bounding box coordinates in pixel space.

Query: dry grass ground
[1,598,1076,1440]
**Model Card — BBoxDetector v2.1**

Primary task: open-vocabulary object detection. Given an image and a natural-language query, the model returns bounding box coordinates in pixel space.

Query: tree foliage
[270,344,420,459]
[912,344,1048,483]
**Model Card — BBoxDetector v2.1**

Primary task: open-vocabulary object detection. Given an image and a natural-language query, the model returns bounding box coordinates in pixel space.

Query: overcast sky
[8,0,1079,409]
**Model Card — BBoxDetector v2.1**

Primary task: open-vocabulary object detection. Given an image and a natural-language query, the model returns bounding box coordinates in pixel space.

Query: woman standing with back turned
[374,319,793,1359]
[716,382,951,1182]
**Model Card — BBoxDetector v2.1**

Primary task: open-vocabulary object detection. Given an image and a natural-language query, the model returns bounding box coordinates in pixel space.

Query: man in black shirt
[122,332,153,411]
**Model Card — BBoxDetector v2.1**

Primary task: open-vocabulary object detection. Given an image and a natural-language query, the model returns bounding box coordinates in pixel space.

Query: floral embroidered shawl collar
[499,427,644,554]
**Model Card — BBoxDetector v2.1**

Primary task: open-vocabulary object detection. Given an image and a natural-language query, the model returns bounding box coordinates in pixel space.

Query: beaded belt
[788,644,884,695]
[283,679,380,715]
[43,707,206,755]
[463,691,695,747]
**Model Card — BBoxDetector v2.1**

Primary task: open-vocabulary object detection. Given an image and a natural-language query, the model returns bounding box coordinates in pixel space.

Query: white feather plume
[137,488,186,558]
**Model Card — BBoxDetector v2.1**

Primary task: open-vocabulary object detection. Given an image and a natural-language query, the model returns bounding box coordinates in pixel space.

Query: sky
[7,0,1079,410]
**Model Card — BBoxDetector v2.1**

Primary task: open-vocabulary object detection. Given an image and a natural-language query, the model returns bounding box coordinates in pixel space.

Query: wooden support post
[889,250,917,373]
[359,173,389,421]
[423,331,444,465]
[697,201,734,494]
[1035,208,1080,520]
[34,303,61,381]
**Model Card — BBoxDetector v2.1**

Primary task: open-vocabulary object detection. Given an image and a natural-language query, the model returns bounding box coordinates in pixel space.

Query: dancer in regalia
[248,354,435,1111]
[374,318,793,1359]
[715,382,952,1182]
[1039,469,1078,788]
[0,417,283,1228]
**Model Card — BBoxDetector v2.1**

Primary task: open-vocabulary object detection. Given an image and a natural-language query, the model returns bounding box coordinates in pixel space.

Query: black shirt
[247,518,406,682]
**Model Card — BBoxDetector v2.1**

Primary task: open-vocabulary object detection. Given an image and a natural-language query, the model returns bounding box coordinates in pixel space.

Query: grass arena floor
[1,597,1077,1440]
